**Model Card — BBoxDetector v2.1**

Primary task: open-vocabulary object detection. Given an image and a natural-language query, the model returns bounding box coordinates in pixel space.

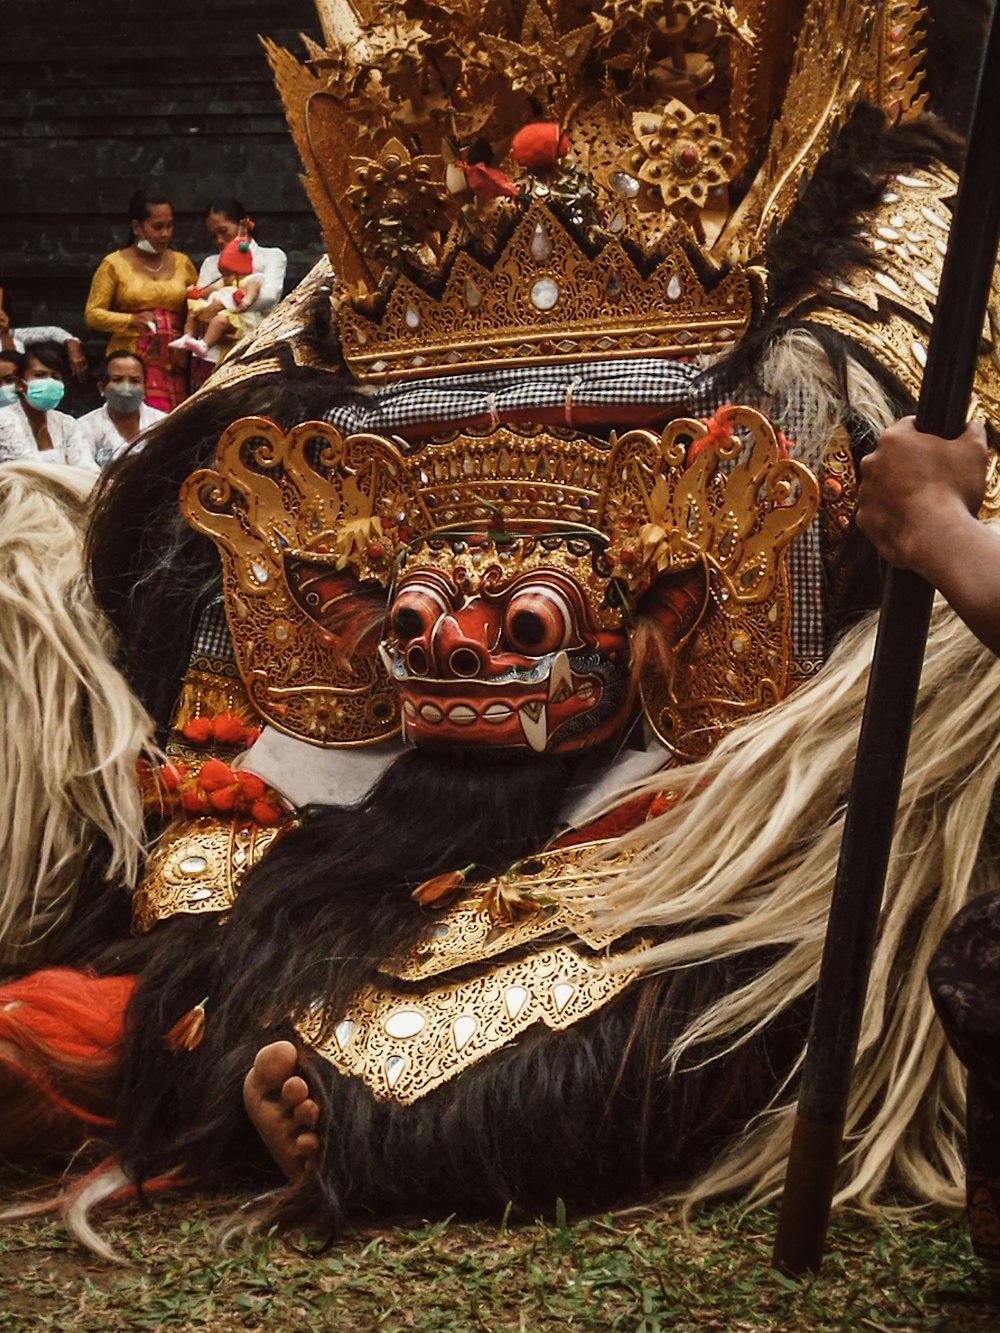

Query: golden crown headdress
[265,0,927,382]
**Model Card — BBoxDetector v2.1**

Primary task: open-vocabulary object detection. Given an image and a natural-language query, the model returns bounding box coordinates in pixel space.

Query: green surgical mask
[25,379,65,411]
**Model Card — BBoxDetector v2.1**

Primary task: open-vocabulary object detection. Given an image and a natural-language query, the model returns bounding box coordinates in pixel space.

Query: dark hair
[22,340,68,378]
[203,198,248,225]
[203,197,259,242]
[126,189,172,245]
[98,350,147,383]
[0,347,25,375]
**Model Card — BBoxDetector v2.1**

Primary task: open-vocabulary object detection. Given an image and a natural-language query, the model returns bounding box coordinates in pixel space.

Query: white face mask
[135,236,159,255]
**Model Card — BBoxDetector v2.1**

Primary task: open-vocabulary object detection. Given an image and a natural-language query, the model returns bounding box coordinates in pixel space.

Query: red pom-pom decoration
[511,122,570,171]
[251,799,283,826]
[181,716,214,744]
[211,712,247,745]
[208,787,238,812]
[198,758,236,792]
[236,771,266,801]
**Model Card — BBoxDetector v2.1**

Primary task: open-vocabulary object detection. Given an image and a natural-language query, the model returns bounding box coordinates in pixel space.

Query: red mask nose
[429,607,498,678]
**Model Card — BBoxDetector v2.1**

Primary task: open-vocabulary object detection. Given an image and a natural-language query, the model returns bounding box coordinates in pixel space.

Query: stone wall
[2,0,323,355]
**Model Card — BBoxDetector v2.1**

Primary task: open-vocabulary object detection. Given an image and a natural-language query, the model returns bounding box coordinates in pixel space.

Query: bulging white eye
[390,579,449,641]
[503,585,574,655]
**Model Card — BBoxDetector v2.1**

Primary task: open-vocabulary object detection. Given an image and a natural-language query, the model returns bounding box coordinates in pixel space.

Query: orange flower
[411,864,474,908]
[163,997,209,1052]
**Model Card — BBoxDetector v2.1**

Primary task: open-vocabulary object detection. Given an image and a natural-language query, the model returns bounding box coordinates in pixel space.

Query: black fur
[115,748,589,1187]
[113,741,807,1230]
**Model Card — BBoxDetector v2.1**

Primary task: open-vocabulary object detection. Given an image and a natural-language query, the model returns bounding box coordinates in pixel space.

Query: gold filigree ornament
[625,99,736,217]
[603,406,820,758]
[346,137,450,266]
[180,418,403,746]
[133,816,290,933]
[296,840,647,1103]
[298,939,643,1103]
[792,166,1000,427]
[182,406,817,754]
[266,0,929,381]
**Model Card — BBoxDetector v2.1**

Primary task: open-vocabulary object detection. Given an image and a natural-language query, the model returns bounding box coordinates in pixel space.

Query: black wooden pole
[772,9,1000,1277]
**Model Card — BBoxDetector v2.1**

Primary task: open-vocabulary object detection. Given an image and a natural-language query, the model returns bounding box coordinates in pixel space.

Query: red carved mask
[381,528,631,754]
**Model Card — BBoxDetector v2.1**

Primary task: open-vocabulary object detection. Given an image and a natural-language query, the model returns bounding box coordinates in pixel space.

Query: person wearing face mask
[77,352,167,469]
[0,342,95,468]
[85,189,197,413]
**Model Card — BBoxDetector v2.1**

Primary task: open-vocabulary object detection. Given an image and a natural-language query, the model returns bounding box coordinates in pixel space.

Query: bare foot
[243,1040,320,1183]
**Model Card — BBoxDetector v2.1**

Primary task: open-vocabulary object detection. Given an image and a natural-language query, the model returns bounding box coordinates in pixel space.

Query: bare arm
[856,416,1000,655]
[238,276,263,308]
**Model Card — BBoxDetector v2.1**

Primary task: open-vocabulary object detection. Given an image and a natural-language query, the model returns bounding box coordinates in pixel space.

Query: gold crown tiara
[265,0,927,382]
[180,406,818,754]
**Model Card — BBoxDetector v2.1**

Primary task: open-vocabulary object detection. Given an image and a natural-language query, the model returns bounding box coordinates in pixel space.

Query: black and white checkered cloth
[326,358,728,436]
[192,595,235,663]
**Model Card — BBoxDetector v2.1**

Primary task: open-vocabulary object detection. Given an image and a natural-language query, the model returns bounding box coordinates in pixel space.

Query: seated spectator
[0,304,88,382]
[77,351,167,468]
[0,342,96,468]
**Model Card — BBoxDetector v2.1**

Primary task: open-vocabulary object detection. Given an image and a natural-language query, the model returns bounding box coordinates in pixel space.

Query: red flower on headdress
[458,162,521,200]
[512,122,570,171]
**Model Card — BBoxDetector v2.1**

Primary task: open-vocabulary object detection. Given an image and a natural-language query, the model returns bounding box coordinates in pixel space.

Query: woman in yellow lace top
[85,191,197,412]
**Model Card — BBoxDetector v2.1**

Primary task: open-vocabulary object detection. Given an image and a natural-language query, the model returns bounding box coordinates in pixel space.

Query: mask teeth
[517,701,548,753]
[547,651,574,704]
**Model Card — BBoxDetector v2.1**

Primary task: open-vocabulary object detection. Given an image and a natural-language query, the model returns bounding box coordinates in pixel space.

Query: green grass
[0,1180,997,1331]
